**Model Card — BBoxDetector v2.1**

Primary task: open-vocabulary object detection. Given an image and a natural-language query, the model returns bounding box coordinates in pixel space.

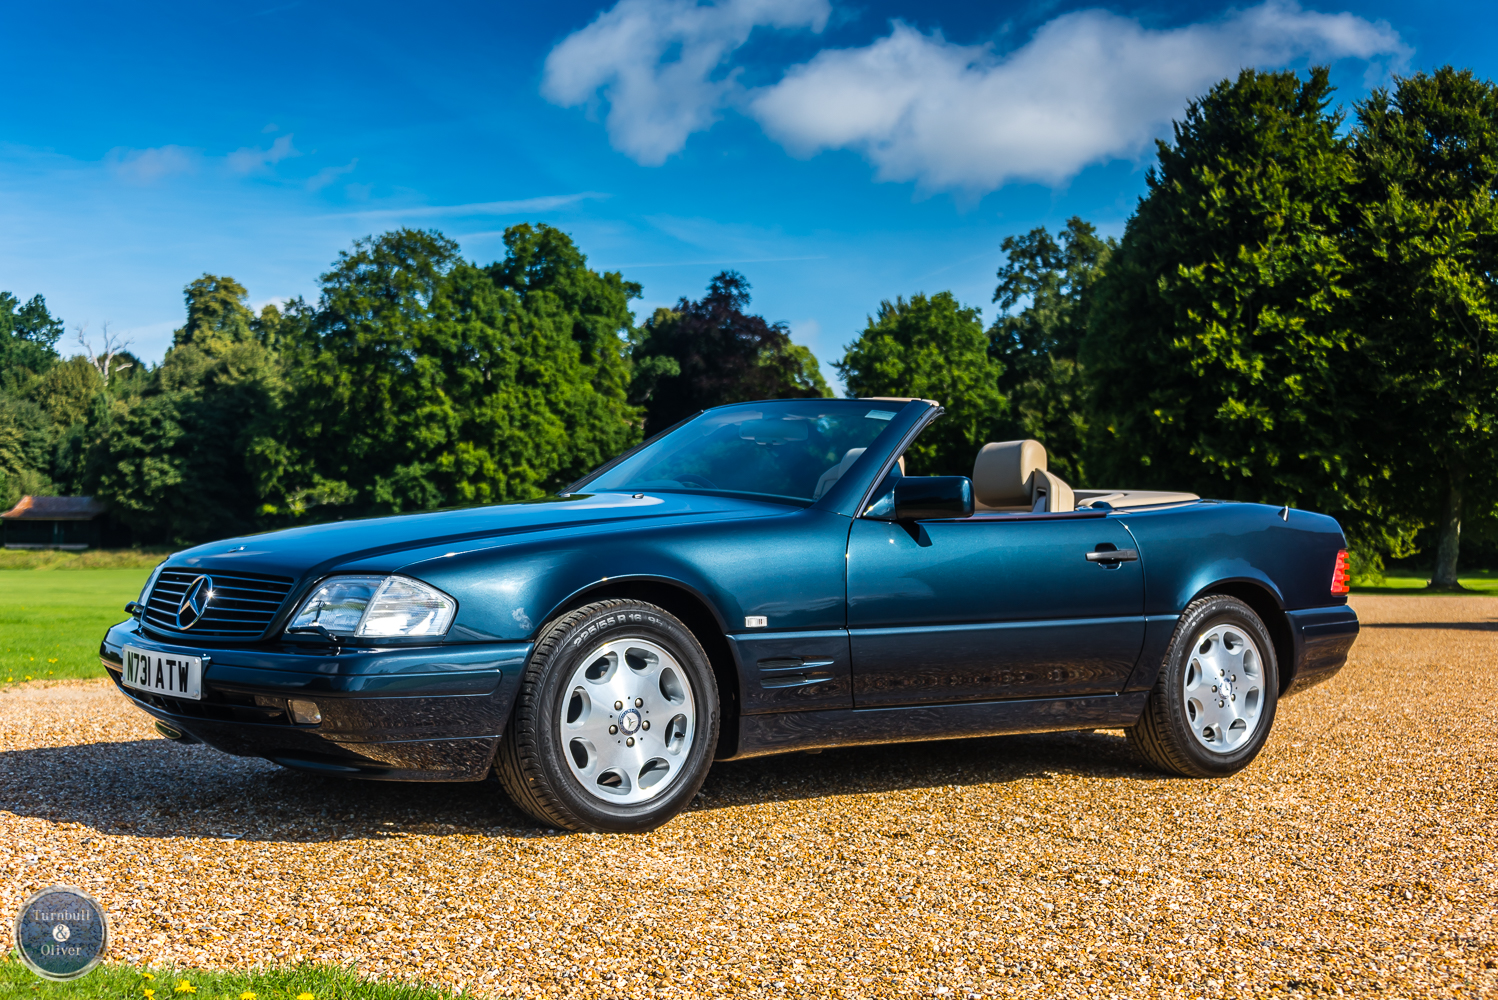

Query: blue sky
[2,0,1493,390]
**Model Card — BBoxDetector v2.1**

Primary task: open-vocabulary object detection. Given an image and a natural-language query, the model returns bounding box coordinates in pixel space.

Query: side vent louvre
[758,657,836,690]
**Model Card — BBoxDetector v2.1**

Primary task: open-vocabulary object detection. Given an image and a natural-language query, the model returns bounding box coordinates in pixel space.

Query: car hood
[168,492,796,581]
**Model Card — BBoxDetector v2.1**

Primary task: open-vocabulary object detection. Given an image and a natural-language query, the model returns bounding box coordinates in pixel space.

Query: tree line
[0,226,828,545]
[1,66,1494,585]
[842,66,1498,587]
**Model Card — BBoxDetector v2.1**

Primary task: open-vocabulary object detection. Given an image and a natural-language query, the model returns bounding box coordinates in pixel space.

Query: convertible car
[100,397,1359,832]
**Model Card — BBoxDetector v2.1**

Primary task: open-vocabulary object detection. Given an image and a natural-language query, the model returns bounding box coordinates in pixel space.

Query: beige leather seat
[971,440,1075,513]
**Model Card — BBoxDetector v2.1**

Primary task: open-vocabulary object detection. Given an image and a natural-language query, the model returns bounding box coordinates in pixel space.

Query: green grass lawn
[1351,568,1498,594]
[0,957,467,998]
[0,566,157,685]
[0,548,170,571]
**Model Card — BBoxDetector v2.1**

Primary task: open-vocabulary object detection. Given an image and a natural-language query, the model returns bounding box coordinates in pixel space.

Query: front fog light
[288,699,321,725]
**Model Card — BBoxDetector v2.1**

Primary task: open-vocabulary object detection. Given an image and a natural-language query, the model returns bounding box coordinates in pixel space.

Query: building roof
[1,496,108,521]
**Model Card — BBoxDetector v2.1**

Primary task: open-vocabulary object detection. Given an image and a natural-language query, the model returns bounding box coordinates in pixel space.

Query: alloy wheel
[558,638,697,804]
[1182,622,1266,753]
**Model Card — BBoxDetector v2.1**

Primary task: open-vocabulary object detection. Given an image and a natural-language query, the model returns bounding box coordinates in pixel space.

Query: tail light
[1330,549,1350,594]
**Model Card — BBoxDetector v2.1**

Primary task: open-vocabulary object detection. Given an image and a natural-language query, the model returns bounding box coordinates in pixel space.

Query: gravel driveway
[2,595,1495,998]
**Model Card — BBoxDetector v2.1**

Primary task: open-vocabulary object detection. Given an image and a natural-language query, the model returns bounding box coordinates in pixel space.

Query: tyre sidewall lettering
[568,611,665,650]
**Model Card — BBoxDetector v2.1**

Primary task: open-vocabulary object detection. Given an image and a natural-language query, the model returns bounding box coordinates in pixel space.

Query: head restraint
[972,439,1047,507]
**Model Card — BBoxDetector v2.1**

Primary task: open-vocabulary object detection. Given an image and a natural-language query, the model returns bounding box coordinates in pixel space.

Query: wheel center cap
[618,708,641,735]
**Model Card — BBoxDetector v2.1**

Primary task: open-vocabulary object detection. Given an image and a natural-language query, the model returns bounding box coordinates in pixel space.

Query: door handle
[1086,548,1138,563]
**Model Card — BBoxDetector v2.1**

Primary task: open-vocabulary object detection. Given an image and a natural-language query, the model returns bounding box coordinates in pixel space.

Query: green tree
[0,292,66,507]
[630,271,830,434]
[174,274,261,348]
[989,217,1114,483]
[0,292,64,378]
[487,223,644,488]
[259,225,643,516]
[35,357,106,429]
[836,292,1007,476]
[0,396,56,509]
[1082,68,1386,536]
[1349,67,1498,587]
[80,276,286,544]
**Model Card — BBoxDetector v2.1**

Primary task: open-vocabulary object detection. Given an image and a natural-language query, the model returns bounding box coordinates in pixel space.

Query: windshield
[575,400,908,503]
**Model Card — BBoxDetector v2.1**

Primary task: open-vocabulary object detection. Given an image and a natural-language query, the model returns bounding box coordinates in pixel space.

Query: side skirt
[726,692,1149,760]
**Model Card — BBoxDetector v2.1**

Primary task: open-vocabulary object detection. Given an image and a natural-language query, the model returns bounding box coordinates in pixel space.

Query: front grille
[143,569,296,639]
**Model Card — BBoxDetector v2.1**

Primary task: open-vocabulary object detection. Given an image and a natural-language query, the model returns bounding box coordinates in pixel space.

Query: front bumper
[100,619,531,781]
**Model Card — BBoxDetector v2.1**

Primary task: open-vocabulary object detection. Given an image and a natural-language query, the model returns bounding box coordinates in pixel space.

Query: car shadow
[0,729,1157,842]
[701,727,1155,812]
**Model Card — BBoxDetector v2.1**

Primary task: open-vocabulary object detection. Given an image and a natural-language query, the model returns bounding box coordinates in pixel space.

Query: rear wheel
[1127,595,1279,778]
[494,600,719,832]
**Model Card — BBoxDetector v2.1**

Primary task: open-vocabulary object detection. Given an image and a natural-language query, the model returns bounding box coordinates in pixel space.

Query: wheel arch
[1193,579,1296,694]
[541,575,741,759]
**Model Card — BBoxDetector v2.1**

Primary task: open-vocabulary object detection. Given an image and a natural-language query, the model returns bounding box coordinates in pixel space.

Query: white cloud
[105,145,200,183]
[544,0,1408,194]
[542,0,831,165]
[227,133,301,175]
[748,0,1408,193]
[331,192,610,221]
[606,253,826,267]
[306,158,358,191]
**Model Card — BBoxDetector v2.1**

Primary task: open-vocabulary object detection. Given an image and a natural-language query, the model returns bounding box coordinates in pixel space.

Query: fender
[404,506,850,643]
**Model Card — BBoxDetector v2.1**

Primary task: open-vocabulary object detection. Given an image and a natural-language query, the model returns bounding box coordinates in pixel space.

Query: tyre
[1127,595,1279,778]
[494,600,720,832]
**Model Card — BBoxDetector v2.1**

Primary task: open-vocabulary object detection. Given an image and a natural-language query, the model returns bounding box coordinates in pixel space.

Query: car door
[846,511,1146,708]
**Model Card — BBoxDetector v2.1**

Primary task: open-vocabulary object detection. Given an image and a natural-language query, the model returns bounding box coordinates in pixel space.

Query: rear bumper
[100,619,530,781]
[1285,604,1359,696]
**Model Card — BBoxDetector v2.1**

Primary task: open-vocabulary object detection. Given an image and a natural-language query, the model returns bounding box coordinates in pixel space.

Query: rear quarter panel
[1118,501,1350,694]
[1120,503,1346,614]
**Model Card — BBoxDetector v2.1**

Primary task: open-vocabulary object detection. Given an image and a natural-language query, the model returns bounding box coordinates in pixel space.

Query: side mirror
[893,476,974,521]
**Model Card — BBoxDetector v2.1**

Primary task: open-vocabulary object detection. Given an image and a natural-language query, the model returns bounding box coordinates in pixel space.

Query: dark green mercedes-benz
[101,397,1358,831]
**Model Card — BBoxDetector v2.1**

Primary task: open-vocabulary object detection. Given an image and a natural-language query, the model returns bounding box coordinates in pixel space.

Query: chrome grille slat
[144,568,295,639]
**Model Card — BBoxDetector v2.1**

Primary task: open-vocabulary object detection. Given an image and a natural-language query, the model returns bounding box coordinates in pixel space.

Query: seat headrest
[1030,468,1074,513]
[972,440,1047,507]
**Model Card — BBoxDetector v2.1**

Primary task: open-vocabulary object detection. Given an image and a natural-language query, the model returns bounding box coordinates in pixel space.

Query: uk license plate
[121,645,204,700]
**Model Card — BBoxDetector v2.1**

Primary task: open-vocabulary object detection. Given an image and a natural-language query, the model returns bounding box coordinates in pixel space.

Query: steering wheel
[675,474,719,489]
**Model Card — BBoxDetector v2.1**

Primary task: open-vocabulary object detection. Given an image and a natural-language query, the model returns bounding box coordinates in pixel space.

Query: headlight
[287,574,457,638]
[359,576,458,637]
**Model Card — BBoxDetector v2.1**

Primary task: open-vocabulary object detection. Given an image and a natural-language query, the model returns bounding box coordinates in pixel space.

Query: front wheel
[494,600,720,832]
[1127,595,1279,778]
